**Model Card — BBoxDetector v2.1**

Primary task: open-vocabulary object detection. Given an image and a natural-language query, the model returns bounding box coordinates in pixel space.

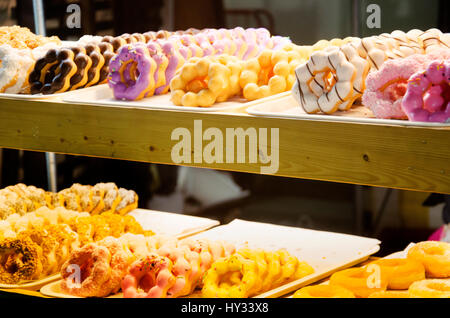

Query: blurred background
[0,0,449,255]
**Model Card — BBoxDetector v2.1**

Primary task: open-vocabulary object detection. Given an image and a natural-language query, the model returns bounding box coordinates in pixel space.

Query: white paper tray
[0,84,109,100]
[61,84,290,112]
[128,208,220,239]
[188,219,381,298]
[246,94,450,128]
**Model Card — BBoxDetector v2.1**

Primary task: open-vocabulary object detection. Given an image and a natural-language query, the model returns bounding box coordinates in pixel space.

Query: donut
[170,56,231,107]
[108,43,157,100]
[293,284,355,298]
[329,267,388,298]
[368,290,410,298]
[368,258,425,290]
[0,237,43,284]
[153,41,184,95]
[408,279,450,298]
[40,48,78,94]
[407,241,450,278]
[84,43,105,88]
[98,42,115,84]
[201,248,313,298]
[60,243,112,297]
[293,47,356,114]
[2,48,35,94]
[402,61,450,123]
[362,53,431,119]
[0,45,28,93]
[68,46,92,91]
[146,43,169,96]
[121,254,177,298]
[240,49,292,101]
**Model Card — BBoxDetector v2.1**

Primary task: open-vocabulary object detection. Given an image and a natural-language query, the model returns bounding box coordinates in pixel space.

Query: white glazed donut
[293,46,356,114]
[4,49,35,94]
[0,45,24,93]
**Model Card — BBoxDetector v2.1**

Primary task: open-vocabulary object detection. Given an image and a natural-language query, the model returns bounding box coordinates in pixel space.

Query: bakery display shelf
[0,96,449,194]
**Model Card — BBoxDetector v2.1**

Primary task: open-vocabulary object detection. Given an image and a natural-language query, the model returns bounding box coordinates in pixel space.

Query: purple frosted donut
[154,41,183,95]
[108,43,156,100]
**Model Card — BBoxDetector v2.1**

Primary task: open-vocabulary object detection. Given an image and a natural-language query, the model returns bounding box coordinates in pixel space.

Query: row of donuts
[107,27,293,101]
[0,26,199,94]
[292,28,450,122]
[59,232,314,298]
[29,29,204,94]
[0,206,149,284]
[293,241,450,298]
[0,182,138,220]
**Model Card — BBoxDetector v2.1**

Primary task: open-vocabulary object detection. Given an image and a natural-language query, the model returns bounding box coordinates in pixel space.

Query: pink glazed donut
[402,60,450,122]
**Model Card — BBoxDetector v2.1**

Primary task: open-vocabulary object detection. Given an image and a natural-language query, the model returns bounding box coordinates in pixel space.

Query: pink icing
[402,61,450,122]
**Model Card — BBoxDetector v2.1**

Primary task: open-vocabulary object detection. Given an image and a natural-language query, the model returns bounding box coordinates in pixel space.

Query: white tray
[188,219,381,298]
[246,94,450,128]
[0,84,109,100]
[62,84,290,112]
[128,208,220,239]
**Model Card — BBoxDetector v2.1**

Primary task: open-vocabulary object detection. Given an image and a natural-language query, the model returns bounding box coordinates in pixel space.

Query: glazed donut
[121,254,177,298]
[84,43,105,88]
[146,43,169,97]
[362,53,432,119]
[108,43,157,100]
[240,49,292,101]
[202,253,260,298]
[329,267,388,298]
[293,47,356,114]
[368,258,425,290]
[293,284,355,298]
[0,237,43,284]
[407,241,450,278]
[68,46,92,91]
[98,42,115,84]
[40,48,78,94]
[408,279,450,298]
[402,60,450,122]
[170,57,231,107]
[2,47,35,94]
[368,290,410,298]
[0,45,29,93]
[60,243,112,297]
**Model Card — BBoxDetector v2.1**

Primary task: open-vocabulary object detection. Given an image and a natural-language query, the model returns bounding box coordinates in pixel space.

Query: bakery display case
[0,0,449,302]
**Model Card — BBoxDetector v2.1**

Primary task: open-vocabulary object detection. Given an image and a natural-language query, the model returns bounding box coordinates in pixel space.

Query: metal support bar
[33,0,57,192]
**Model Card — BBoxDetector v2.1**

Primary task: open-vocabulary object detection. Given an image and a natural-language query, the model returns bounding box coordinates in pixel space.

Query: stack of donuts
[292,28,450,123]
[0,206,150,284]
[107,27,295,103]
[201,248,314,298]
[0,26,61,94]
[60,234,236,297]
[0,182,138,220]
[293,241,450,298]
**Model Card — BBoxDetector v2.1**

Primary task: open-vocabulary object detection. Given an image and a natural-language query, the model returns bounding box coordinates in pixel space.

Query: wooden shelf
[0,97,449,194]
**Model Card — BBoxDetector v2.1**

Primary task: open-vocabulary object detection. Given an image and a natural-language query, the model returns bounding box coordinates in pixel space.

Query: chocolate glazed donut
[98,42,115,84]
[84,44,105,87]
[69,46,93,90]
[28,49,58,94]
[40,48,78,94]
